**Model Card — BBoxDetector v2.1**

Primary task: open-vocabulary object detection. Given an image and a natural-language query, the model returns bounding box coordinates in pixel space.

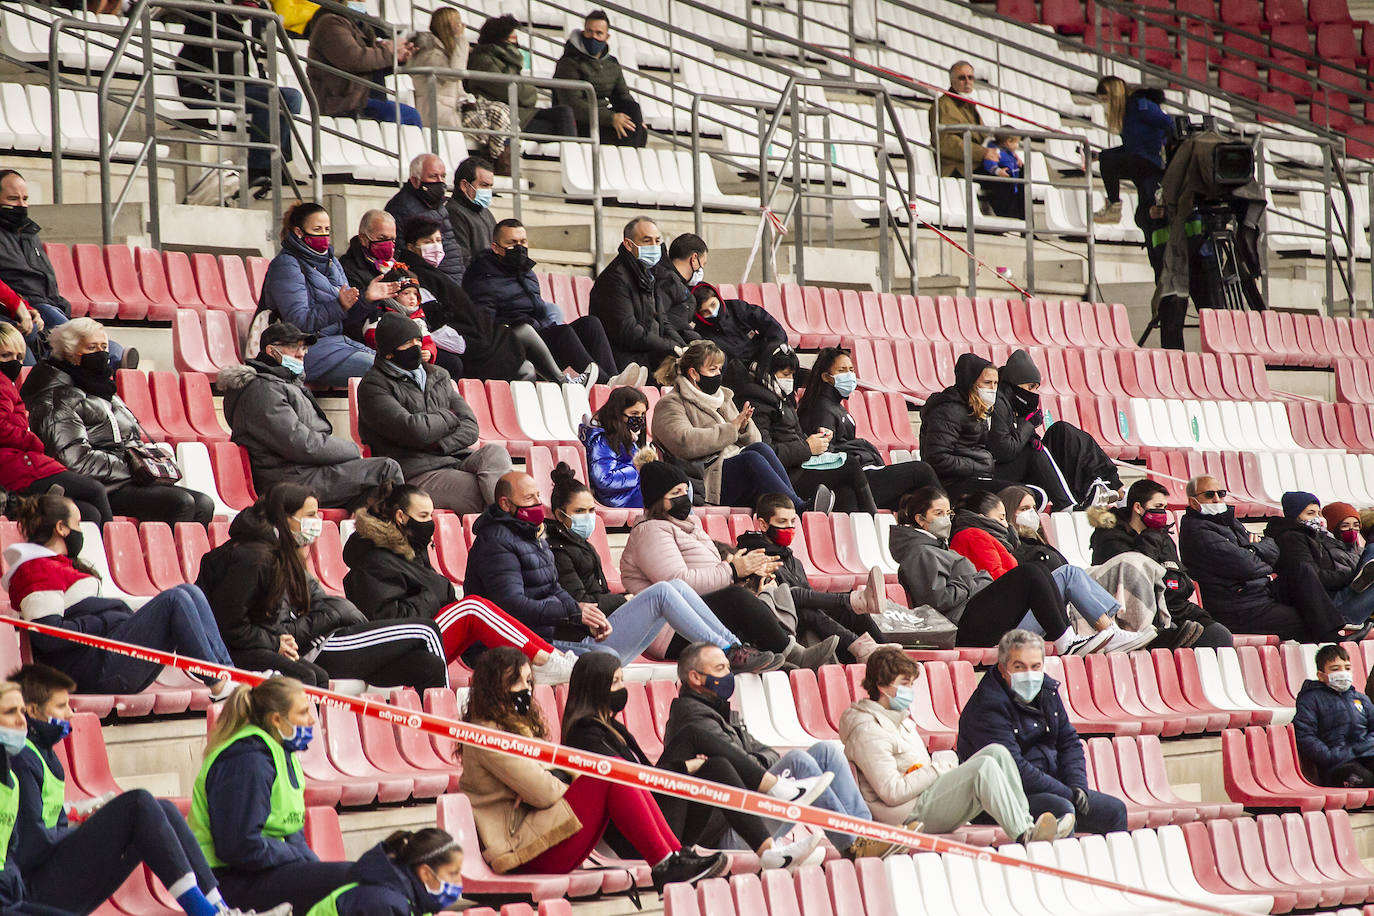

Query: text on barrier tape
[0,615,1252,915]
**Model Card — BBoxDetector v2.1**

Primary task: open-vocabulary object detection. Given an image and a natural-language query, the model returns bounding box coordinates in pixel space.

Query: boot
[848,633,902,662]
[494,143,513,177]
[783,635,840,670]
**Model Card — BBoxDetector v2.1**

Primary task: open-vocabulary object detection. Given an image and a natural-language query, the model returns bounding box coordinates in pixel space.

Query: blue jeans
[244,85,303,179]
[66,584,235,694]
[303,340,375,387]
[1026,788,1128,836]
[1019,564,1120,634]
[752,743,871,850]
[554,580,736,663]
[720,442,804,511]
[6,302,125,369]
[1333,542,1374,625]
[361,97,422,127]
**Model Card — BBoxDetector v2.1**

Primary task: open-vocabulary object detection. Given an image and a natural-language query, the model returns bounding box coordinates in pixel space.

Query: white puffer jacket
[837,698,939,825]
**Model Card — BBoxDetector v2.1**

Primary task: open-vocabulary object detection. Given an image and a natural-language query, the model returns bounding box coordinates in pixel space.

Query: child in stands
[9,664,280,916]
[1294,644,1374,788]
[979,128,1024,218]
[360,270,440,367]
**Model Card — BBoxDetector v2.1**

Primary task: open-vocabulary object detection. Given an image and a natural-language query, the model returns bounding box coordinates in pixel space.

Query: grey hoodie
[887,523,991,624]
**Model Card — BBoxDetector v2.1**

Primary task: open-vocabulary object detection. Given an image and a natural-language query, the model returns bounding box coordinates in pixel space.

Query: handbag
[870,598,958,649]
[125,442,183,486]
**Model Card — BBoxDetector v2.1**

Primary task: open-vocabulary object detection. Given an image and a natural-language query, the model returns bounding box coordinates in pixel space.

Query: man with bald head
[589,215,690,373]
[338,209,401,337]
[1179,474,1350,641]
[385,153,468,283]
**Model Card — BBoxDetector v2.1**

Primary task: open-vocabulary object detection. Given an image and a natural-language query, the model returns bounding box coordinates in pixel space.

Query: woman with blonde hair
[918,352,1021,502]
[190,677,353,914]
[406,9,511,165]
[1095,75,1126,135]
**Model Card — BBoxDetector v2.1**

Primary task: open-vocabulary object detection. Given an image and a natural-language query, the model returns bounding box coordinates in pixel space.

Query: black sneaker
[727,645,785,674]
[1352,561,1374,594]
[650,849,729,893]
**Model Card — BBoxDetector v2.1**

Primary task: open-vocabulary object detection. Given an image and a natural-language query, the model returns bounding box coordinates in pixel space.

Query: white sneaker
[760,834,823,872]
[1099,624,1157,653]
[606,362,642,387]
[768,770,834,805]
[565,364,599,388]
[1066,628,1114,656]
[1055,812,1076,838]
[635,364,650,386]
[533,649,578,684]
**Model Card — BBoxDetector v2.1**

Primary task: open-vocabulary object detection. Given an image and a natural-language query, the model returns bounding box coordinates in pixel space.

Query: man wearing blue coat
[956,628,1128,835]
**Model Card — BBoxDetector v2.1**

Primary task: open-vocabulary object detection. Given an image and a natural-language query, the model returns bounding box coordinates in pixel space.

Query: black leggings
[28,791,214,913]
[664,586,790,657]
[791,456,879,514]
[865,461,940,512]
[792,589,884,662]
[956,563,1070,647]
[536,316,619,376]
[108,483,214,526]
[1098,146,1163,205]
[214,860,353,915]
[229,648,330,688]
[21,470,112,524]
[657,724,772,850]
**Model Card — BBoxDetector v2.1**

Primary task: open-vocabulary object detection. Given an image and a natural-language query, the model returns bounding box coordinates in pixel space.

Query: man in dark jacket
[552,11,646,147]
[956,628,1127,835]
[219,321,403,508]
[0,170,69,333]
[464,471,610,645]
[463,218,630,382]
[447,157,497,264]
[687,283,787,391]
[1294,643,1374,787]
[338,209,400,340]
[356,313,511,514]
[385,154,467,283]
[918,351,1000,494]
[1086,478,1233,649]
[655,232,707,342]
[589,216,688,373]
[660,642,884,857]
[1178,474,1348,642]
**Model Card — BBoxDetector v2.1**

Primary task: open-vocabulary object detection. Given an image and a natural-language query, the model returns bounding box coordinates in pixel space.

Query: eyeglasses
[1197,489,1227,499]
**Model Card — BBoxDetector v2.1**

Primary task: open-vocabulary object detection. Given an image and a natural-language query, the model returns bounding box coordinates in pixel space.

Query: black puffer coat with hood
[918,352,995,482]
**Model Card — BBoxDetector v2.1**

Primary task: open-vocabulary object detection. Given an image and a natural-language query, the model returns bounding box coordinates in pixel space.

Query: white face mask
[976,387,997,407]
[1197,502,1228,516]
[688,266,704,286]
[294,515,324,547]
[1015,509,1039,530]
[775,376,794,396]
[1328,670,1354,692]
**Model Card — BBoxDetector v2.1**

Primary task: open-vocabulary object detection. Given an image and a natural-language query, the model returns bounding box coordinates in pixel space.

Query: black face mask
[419,180,447,207]
[694,373,723,396]
[78,350,111,376]
[405,517,436,549]
[62,528,84,560]
[0,358,21,382]
[510,688,532,717]
[1009,386,1039,412]
[667,494,693,520]
[500,244,535,274]
[608,687,628,714]
[390,346,423,371]
[0,206,28,231]
[625,415,645,435]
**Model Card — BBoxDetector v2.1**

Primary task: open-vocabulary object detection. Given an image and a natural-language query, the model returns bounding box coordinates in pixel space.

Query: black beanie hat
[1001,348,1041,387]
[375,312,422,357]
[639,460,689,508]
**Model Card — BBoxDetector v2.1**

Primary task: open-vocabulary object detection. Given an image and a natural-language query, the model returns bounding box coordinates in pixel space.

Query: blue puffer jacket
[580,421,642,508]
[1294,678,1374,781]
[327,840,445,916]
[464,504,580,639]
[259,233,372,383]
[462,248,561,328]
[956,665,1085,800]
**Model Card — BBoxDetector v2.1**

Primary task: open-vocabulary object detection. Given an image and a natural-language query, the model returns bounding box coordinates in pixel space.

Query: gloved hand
[1072,787,1091,817]
[1025,408,1044,427]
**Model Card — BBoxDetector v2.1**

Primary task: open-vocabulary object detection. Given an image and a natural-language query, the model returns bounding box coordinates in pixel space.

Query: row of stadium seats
[1200,308,1374,370]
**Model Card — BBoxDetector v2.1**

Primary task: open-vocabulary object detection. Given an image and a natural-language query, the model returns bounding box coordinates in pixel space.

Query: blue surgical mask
[0,725,27,757]
[637,244,661,267]
[427,879,462,907]
[48,717,72,742]
[279,354,305,377]
[279,724,313,753]
[1008,670,1044,703]
[472,188,493,209]
[567,512,596,540]
[889,684,914,712]
[831,371,857,398]
[345,0,367,13]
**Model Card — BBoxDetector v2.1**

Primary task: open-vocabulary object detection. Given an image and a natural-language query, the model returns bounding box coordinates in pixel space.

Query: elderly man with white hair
[385,153,469,283]
[21,317,214,525]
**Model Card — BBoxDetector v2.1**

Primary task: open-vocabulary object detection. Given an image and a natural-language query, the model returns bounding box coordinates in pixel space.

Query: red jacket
[0,373,63,490]
[949,526,1018,580]
[0,276,27,319]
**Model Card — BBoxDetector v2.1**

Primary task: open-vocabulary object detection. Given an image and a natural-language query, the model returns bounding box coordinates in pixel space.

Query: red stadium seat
[174,521,212,583]
[326,700,446,799]
[163,251,206,314]
[208,442,258,510]
[190,252,234,312]
[103,519,159,597]
[79,243,147,321]
[148,370,202,445]
[219,254,258,312]
[246,256,269,302]
[43,242,98,318]
[139,522,186,591]
[135,248,183,320]
[172,309,220,376]
[114,369,169,443]
[303,806,349,861]
[297,701,390,806]
[181,373,231,443]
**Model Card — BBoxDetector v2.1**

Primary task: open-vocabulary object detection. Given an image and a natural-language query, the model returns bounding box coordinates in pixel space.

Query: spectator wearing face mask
[1178,476,1361,642]
[306,5,420,126]
[579,386,656,508]
[1294,643,1374,788]
[552,10,646,148]
[386,155,468,284]
[590,217,691,374]
[220,322,404,510]
[919,353,1025,503]
[655,233,708,342]
[463,219,636,386]
[686,283,787,392]
[446,157,498,263]
[1267,494,1374,632]
[339,209,403,342]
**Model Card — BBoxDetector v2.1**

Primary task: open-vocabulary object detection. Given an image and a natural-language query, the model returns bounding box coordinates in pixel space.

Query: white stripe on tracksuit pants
[312,620,450,688]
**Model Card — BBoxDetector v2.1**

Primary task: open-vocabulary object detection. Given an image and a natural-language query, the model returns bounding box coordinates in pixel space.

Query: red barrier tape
[0,615,1252,915]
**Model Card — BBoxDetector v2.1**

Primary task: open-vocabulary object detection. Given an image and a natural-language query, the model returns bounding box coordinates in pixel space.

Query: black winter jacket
[918,352,995,482]
[1264,516,1360,595]
[734,379,811,471]
[798,379,884,469]
[385,181,467,283]
[356,356,480,478]
[652,259,700,342]
[341,508,455,620]
[395,246,513,362]
[336,234,388,339]
[326,840,446,916]
[551,32,635,130]
[989,381,1042,466]
[589,246,685,368]
[686,298,786,371]
[21,358,144,486]
[735,530,809,589]
[659,688,779,770]
[545,519,624,619]
[1088,509,1196,610]
[462,248,555,327]
[0,217,69,314]
[464,505,582,640]
[447,193,497,264]
[1178,506,1280,617]
[1294,678,1374,781]
[197,506,367,654]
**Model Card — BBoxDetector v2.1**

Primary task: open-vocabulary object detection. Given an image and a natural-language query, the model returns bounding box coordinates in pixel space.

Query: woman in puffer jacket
[21,318,212,526]
[917,352,1021,503]
[196,481,449,691]
[256,203,398,386]
[838,647,1064,841]
[0,323,110,523]
[579,386,655,508]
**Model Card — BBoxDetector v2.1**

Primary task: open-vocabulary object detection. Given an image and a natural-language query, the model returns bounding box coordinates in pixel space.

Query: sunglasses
[1197,489,1227,499]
